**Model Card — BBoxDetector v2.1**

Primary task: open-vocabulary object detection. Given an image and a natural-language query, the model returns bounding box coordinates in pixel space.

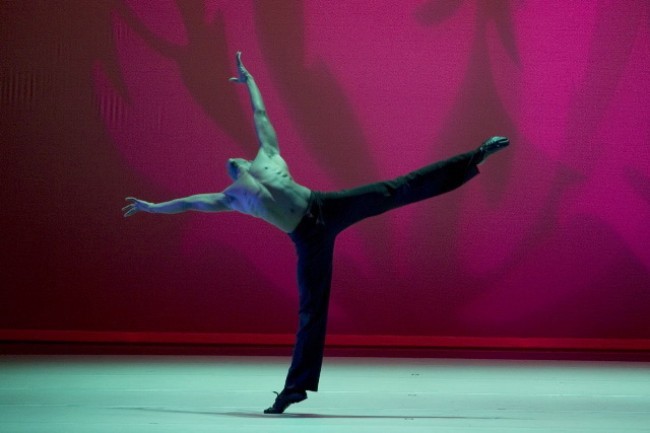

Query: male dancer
[123,52,510,414]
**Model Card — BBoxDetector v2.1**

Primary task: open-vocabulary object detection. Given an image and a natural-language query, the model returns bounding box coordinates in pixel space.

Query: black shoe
[263,388,307,414]
[478,136,510,164]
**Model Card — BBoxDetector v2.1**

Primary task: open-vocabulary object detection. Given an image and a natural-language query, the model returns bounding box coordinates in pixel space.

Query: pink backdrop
[2,1,649,349]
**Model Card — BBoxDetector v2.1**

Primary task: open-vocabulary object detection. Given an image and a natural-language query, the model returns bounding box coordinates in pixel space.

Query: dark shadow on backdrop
[253,1,398,279]
[115,1,257,152]
[410,1,520,323]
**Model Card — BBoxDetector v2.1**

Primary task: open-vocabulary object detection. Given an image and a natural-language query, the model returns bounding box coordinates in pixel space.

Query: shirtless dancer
[123,52,509,414]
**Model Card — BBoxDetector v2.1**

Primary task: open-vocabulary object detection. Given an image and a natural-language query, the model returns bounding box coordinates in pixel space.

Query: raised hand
[122,197,152,217]
[228,51,250,84]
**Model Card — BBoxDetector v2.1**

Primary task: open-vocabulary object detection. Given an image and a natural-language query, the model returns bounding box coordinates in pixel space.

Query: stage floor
[1,355,649,432]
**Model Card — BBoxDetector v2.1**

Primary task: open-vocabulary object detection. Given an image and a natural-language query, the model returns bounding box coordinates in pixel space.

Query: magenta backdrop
[2,1,649,348]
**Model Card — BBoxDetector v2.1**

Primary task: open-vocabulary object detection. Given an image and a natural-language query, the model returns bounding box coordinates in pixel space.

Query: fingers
[122,204,136,217]
[235,51,242,64]
[230,52,246,83]
[123,197,138,217]
[234,51,243,70]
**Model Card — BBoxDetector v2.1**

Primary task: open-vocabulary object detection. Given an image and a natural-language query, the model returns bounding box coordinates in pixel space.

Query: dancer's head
[227,158,251,180]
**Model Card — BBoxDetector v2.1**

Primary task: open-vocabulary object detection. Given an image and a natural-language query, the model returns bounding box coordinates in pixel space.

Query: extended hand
[228,51,250,84]
[122,197,152,217]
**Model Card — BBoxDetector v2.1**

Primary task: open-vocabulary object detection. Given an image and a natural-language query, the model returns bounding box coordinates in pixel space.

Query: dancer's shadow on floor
[120,407,519,420]
[225,411,517,420]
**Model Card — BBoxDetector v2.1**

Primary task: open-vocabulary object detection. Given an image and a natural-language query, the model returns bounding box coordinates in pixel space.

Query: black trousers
[285,149,483,392]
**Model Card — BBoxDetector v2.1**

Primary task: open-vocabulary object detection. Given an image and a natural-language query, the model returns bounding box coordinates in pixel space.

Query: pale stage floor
[1,355,649,432]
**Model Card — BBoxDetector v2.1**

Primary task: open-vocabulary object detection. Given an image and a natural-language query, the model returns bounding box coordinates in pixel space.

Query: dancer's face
[227,158,251,180]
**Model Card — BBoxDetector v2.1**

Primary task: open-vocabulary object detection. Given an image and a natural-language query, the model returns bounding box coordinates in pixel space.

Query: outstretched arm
[123,193,232,217]
[229,52,279,155]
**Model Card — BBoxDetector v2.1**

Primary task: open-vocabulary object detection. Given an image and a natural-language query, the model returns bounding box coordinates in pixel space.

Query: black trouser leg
[320,149,482,232]
[286,218,335,392]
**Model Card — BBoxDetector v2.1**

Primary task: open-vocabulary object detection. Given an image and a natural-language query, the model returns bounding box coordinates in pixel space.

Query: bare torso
[223,151,311,233]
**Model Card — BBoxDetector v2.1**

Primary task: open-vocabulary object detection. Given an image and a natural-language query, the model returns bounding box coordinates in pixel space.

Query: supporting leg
[266,217,336,413]
[284,227,336,393]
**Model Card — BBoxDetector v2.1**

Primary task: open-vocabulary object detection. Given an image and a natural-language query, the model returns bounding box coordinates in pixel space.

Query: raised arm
[229,52,279,155]
[122,193,232,217]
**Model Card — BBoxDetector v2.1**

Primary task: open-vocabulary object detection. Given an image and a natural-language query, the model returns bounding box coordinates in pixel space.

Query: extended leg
[321,148,484,232]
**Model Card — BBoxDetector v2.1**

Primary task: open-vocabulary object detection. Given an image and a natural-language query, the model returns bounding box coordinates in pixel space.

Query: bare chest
[222,153,310,231]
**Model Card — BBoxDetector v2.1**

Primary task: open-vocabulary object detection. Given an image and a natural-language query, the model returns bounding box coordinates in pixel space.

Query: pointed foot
[263,389,307,414]
[478,136,510,164]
